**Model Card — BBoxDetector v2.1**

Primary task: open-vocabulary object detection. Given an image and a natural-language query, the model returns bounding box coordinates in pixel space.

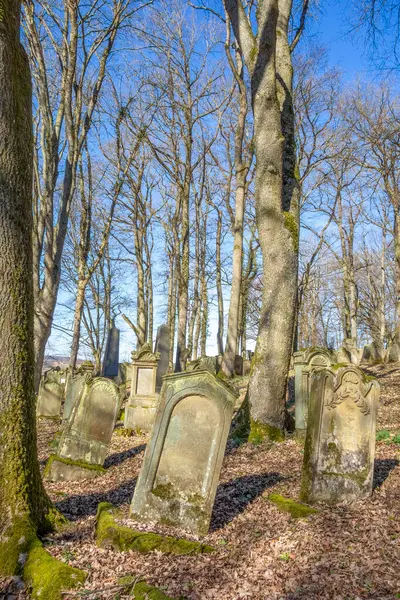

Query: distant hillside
[43,356,84,372]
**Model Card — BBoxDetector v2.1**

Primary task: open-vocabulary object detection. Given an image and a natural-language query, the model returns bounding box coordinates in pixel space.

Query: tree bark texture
[224,0,299,438]
[0,0,52,573]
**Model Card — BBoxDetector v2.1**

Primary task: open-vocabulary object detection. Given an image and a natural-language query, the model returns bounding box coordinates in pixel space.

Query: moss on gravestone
[267,493,318,518]
[43,454,106,478]
[96,502,214,555]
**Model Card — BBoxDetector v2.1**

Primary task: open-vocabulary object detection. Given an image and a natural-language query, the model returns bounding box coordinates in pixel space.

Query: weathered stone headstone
[118,362,131,384]
[335,346,351,364]
[234,355,243,376]
[363,341,385,363]
[386,333,400,362]
[293,348,334,436]
[243,359,251,376]
[62,361,94,422]
[124,344,160,432]
[45,376,119,481]
[36,367,64,418]
[300,365,379,505]
[154,324,170,393]
[102,322,120,378]
[338,339,363,366]
[187,356,217,373]
[130,370,238,535]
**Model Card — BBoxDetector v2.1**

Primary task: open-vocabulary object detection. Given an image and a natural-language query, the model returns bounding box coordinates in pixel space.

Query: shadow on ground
[54,477,137,520]
[373,457,399,489]
[211,472,283,530]
[104,444,146,468]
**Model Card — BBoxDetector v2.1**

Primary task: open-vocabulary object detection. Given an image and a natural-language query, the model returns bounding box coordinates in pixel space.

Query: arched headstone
[293,348,334,436]
[131,370,238,535]
[45,376,119,481]
[301,366,379,504]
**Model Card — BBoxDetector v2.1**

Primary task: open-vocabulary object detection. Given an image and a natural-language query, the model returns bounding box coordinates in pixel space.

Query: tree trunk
[167,253,177,373]
[175,181,190,371]
[69,277,86,370]
[222,171,246,375]
[221,42,249,377]
[224,0,298,439]
[395,210,400,338]
[380,229,386,347]
[0,1,53,573]
[215,211,224,356]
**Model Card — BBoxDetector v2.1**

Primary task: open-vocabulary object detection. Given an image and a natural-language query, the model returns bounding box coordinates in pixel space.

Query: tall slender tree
[223,0,306,439]
[0,0,57,574]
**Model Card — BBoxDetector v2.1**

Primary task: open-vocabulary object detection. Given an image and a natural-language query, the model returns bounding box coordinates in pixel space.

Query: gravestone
[62,361,94,422]
[154,324,170,392]
[243,359,251,376]
[293,348,334,436]
[363,342,385,363]
[37,367,65,418]
[386,333,400,362]
[187,356,217,373]
[45,376,119,481]
[124,344,160,432]
[130,370,238,535]
[234,355,243,376]
[102,322,120,378]
[338,339,363,366]
[301,365,379,505]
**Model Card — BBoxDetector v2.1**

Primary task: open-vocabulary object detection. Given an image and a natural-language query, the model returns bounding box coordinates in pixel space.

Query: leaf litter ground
[3,364,400,599]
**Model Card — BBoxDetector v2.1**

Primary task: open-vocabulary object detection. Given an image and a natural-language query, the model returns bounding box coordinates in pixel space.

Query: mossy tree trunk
[0,0,54,575]
[224,0,302,439]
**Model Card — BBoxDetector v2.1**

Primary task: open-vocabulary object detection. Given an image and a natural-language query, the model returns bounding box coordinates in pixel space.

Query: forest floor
[3,364,400,599]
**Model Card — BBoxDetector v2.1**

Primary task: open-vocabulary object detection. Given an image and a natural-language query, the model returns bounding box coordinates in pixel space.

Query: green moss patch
[283,211,299,252]
[249,419,285,444]
[96,502,214,555]
[48,431,62,450]
[43,454,106,478]
[330,363,351,371]
[267,493,318,518]
[118,576,177,599]
[0,516,37,576]
[115,427,134,437]
[23,537,86,599]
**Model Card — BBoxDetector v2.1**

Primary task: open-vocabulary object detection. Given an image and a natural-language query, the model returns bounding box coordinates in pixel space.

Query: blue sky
[46,0,397,364]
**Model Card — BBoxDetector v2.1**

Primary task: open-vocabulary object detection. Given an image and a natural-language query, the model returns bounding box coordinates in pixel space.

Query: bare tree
[23,0,150,388]
[223,0,308,439]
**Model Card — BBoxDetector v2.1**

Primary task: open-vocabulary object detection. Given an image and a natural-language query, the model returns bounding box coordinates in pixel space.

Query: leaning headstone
[130,370,238,535]
[37,367,64,418]
[102,321,120,378]
[62,361,94,422]
[124,344,160,432]
[45,376,119,481]
[293,348,334,436]
[300,365,379,505]
[154,324,170,393]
